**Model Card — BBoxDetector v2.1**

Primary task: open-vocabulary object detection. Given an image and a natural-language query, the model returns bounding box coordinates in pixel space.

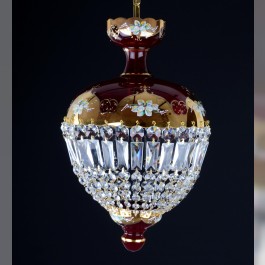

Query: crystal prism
[158,142,175,172]
[101,140,115,169]
[116,140,129,169]
[190,140,209,171]
[171,142,194,171]
[130,142,144,170]
[64,137,78,164]
[145,141,160,171]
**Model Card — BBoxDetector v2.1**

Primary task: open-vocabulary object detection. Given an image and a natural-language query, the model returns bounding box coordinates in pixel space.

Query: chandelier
[61,0,211,252]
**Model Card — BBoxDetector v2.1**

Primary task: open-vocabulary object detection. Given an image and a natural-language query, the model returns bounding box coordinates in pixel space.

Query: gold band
[121,236,146,243]
[121,73,151,76]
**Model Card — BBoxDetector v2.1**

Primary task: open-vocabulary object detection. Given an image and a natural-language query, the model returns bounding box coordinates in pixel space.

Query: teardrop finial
[133,0,141,18]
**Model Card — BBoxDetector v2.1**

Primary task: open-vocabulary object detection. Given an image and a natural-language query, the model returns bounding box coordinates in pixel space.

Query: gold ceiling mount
[133,0,141,18]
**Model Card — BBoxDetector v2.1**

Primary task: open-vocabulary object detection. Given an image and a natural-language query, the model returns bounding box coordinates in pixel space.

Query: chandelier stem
[122,47,150,76]
[133,0,141,18]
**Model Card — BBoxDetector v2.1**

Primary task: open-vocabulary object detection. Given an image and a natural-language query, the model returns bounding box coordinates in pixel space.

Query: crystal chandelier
[61,0,211,252]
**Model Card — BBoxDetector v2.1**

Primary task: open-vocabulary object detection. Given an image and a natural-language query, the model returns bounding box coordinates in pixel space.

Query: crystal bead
[141,193,153,202]
[132,182,141,192]
[124,201,131,208]
[177,126,189,141]
[131,171,142,181]
[118,171,130,181]
[78,177,86,185]
[116,125,129,140]
[100,126,114,140]
[162,127,177,141]
[155,182,165,192]
[142,181,155,192]
[146,126,161,140]
[132,203,140,210]
[144,172,156,180]
[130,125,144,140]
[132,193,141,201]
[108,172,117,181]
[142,203,149,209]
[85,124,99,138]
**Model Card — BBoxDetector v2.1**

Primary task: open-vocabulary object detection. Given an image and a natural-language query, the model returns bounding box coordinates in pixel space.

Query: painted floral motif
[192,101,206,117]
[129,20,153,36]
[171,100,188,115]
[122,100,167,117]
[100,99,118,114]
[73,100,94,115]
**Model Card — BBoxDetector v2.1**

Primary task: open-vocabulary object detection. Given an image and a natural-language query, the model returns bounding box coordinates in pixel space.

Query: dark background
[13,0,253,264]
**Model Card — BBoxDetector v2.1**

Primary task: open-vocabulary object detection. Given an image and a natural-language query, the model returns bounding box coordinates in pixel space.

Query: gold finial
[133,0,141,18]
[200,121,204,126]
[120,120,124,125]
[63,116,67,122]
[152,121,156,126]
[104,120,108,125]
[78,118,83,124]
[136,120,140,125]
[167,121,171,129]
[181,121,185,126]
[205,120,210,126]
[191,121,195,126]
[91,118,94,124]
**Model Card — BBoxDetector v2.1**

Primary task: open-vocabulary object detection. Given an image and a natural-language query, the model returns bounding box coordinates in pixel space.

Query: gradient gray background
[0,0,12,264]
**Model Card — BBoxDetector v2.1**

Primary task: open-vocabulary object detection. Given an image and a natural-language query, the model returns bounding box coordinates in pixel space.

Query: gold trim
[121,237,146,243]
[120,72,151,76]
[62,119,210,129]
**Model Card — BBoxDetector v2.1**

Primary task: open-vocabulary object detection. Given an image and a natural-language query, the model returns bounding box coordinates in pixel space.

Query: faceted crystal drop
[116,140,129,169]
[101,140,115,169]
[130,142,144,170]
[64,138,78,164]
[171,142,194,171]
[87,139,104,167]
[145,142,160,171]
[158,142,175,172]
[190,140,209,171]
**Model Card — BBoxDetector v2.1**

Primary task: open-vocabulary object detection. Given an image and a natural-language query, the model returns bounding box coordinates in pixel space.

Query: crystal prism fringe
[61,122,210,216]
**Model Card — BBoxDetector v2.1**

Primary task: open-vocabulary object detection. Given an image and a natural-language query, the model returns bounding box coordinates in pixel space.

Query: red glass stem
[123,48,149,74]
